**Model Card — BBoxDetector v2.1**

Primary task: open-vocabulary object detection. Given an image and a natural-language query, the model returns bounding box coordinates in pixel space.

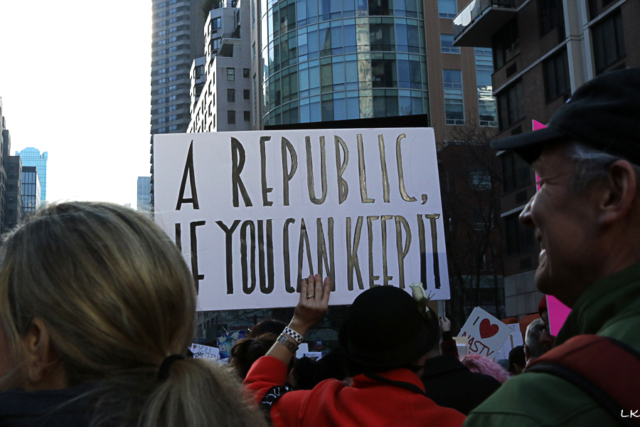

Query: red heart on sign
[479,319,499,339]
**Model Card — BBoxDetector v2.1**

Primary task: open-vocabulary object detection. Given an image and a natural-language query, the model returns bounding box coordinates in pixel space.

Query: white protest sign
[154,128,449,311]
[459,307,511,360]
[303,352,323,361]
[495,324,523,361]
[190,343,221,361]
[296,343,310,359]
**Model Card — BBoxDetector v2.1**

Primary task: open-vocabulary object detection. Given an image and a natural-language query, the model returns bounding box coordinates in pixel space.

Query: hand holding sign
[290,274,332,334]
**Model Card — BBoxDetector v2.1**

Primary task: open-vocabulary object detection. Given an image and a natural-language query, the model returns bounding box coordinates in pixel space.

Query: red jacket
[244,356,466,427]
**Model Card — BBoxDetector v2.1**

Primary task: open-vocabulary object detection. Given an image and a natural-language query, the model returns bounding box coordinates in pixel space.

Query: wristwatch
[277,333,299,354]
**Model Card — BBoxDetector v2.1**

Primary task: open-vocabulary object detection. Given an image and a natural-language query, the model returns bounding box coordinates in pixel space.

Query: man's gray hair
[525,318,546,358]
[567,143,640,194]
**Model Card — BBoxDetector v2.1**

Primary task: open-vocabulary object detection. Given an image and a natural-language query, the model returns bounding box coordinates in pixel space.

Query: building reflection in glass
[260,0,428,125]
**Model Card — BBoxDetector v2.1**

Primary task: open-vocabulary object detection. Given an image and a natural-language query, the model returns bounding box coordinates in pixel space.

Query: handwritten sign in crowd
[459,307,511,360]
[154,128,449,311]
[190,343,220,361]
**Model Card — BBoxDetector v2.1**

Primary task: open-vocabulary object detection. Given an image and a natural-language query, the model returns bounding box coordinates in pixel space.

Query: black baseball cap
[492,68,640,165]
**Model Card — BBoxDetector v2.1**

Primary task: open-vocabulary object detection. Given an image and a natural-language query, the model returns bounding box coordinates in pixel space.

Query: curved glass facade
[260,0,428,126]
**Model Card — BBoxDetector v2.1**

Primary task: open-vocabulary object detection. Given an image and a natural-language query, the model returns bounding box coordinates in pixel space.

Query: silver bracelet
[283,327,304,344]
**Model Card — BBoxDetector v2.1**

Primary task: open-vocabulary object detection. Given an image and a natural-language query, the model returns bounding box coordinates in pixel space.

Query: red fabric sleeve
[243,356,290,404]
[243,356,314,427]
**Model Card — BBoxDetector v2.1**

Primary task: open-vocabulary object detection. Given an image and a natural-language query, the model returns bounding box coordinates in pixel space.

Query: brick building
[453,0,640,319]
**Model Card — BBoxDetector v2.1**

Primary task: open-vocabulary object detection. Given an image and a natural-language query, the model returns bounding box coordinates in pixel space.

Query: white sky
[0,0,152,208]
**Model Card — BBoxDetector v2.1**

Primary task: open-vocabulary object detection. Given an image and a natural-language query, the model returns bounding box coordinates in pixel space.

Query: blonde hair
[0,202,267,427]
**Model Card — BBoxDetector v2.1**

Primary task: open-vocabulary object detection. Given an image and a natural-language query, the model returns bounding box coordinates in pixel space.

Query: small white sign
[296,343,310,359]
[495,323,523,361]
[459,307,511,360]
[302,352,323,361]
[190,343,221,361]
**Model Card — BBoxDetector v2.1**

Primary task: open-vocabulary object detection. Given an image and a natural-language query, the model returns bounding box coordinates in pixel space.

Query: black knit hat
[339,286,440,369]
[492,68,640,165]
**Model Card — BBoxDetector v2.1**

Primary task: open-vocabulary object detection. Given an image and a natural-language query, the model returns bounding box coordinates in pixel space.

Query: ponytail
[140,358,266,427]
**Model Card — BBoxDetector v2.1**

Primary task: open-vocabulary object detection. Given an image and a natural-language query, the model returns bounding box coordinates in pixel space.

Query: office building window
[243,68,250,78]
[502,151,530,192]
[227,68,235,81]
[370,21,395,51]
[443,70,464,125]
[438,0,457,18]
[212,17,221,30]
[592,11,625,75]
[539,0,562,36]
[440,34,460,53]
[492,18,519,70]
[470,169,492,190]
[497,80,524,130]
[253,74,258,125]
[227,89,236,102]
[475,47,498,127]
[228,110,236,124]
[372,59,397,87]
[168,125,178,131]
[212,38,221,51]
[244,89,250,99]
[544,49,570,102]
[244,111,251,121]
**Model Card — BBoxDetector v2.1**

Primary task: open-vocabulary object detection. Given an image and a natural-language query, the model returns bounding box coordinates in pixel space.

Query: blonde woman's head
[0,202,267,427]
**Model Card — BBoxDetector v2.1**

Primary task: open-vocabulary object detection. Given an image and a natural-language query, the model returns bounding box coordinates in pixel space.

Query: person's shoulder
[463,371,608,427]
[467,370,502,390]
[0,386,97,427]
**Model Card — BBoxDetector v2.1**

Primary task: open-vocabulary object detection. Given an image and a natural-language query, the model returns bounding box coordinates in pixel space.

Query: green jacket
[464,263,640,427]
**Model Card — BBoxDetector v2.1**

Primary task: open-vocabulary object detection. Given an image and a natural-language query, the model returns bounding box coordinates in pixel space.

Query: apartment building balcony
[219,30,241,57]
[453,0,517,47]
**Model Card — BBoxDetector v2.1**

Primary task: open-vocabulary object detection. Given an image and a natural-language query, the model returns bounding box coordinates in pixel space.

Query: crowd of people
[0,68,637,426]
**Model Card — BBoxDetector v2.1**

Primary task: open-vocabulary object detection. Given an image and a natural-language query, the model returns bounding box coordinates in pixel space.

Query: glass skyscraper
[260,0,428,126]
[137,176,152,214]
[21,166,41,214]
[16,147,47,203]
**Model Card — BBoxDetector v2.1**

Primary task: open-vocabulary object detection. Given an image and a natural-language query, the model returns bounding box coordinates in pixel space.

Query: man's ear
[21,318,66,390]
[598,160,638,226]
